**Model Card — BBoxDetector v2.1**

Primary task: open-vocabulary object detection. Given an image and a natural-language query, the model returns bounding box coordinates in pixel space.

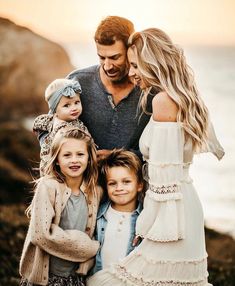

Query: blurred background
[0,0,234,285]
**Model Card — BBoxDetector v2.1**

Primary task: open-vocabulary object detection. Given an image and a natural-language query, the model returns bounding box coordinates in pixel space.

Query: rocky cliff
[0,17,74,120]
[0,17,74,203]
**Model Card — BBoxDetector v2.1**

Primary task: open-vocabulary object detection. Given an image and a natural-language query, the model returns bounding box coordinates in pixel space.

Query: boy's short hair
[99,148,143,187]
[94,16,134,47]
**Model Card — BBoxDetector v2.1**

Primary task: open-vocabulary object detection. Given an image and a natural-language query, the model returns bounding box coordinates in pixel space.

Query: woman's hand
[132,235,141,247]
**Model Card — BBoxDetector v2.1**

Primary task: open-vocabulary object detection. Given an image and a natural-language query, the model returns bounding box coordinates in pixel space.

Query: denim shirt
[90,200,142,275]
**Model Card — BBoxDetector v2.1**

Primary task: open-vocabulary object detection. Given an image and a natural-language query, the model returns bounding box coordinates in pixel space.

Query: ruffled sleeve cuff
[200,121,225,160]
[136,183,185,242]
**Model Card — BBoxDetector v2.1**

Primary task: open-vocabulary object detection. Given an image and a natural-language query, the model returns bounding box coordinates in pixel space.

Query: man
[67,16,152,158]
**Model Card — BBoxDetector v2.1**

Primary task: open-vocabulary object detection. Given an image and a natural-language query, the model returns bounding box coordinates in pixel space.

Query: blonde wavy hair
[26,127,98,217]
[128,28,209,151]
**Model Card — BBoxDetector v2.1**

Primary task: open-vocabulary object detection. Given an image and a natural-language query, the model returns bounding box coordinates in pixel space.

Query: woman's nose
[128,66,135,77]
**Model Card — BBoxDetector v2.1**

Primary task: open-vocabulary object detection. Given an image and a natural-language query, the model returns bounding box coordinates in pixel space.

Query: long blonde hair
[26,127,98,217]
[128,28,209,150]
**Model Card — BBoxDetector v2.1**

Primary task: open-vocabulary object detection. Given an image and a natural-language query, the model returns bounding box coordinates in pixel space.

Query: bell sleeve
[136,122,185,242]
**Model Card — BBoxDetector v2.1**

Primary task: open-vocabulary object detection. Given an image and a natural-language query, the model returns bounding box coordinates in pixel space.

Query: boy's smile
[106,166,143,212]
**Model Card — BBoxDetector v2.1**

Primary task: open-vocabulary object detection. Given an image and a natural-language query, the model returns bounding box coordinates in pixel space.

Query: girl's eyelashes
[63,153,70,157]
[62,152,84,158]
[123,180,131,184]
[107,181,116,186]
[63,100,80,107]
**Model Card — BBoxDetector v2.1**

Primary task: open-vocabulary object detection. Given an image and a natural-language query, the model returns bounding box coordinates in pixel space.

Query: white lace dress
[87,117,224,286]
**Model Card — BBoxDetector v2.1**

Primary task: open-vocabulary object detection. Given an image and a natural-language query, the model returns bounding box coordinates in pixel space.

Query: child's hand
[132,235,141,247]
[97,149,112,161]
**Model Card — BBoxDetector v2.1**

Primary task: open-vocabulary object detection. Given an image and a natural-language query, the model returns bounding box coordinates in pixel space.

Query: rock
[0,121,40,204]
[0,17,74,121]
[0,205,28,286]
[206,228,235,285]
[0,17,75,204]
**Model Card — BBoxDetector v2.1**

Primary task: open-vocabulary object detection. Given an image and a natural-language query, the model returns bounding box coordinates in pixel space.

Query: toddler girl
[33,79,88,174]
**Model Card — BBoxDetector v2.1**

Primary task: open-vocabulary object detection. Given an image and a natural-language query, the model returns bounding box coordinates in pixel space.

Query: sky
[0,0,235,46]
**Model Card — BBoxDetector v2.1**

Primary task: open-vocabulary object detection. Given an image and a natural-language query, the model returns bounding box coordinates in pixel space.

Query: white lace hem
[109,260,210,286]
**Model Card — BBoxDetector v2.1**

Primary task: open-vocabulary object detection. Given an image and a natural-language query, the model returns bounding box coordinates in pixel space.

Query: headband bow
[48,81,82,114]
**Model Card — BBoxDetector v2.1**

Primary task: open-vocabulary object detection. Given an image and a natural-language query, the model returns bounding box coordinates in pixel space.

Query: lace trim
[133,251,207,265]
[135,234,184,242]
[112,265,208,286]
[148,161,181,166]
[149,184,180,194]
[148,161,191,167]
[144,233,184,242]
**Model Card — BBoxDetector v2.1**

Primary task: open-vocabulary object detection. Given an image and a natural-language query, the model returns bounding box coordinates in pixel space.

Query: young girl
[19,127,102,286]
[33,78,88,174]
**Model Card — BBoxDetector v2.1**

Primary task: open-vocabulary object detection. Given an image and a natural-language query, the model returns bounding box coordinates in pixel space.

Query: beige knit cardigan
[19,176,102,285]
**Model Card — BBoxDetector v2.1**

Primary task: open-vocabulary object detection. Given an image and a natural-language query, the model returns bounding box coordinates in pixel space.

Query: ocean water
[63,43,235,238]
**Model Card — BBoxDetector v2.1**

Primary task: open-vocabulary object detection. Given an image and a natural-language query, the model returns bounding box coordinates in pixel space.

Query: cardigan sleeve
[30,179,99,262]
[136,122,185,242]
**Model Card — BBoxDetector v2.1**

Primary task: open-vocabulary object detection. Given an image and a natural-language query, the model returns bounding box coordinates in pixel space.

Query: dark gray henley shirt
[67,65,152,154]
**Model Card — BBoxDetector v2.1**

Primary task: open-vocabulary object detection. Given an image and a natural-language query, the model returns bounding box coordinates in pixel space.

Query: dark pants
[20,273,86,286]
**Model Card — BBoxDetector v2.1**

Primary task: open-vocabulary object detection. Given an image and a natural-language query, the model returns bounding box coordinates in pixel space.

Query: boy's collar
[97,199,143,219]
[97,200,111,219]
[134,200,143,215]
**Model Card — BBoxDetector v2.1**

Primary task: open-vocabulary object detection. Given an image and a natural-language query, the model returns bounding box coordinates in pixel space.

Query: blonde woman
[87,28,224,285]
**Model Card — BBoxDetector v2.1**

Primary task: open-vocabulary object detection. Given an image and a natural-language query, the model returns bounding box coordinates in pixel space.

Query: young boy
[90,149,144,275]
